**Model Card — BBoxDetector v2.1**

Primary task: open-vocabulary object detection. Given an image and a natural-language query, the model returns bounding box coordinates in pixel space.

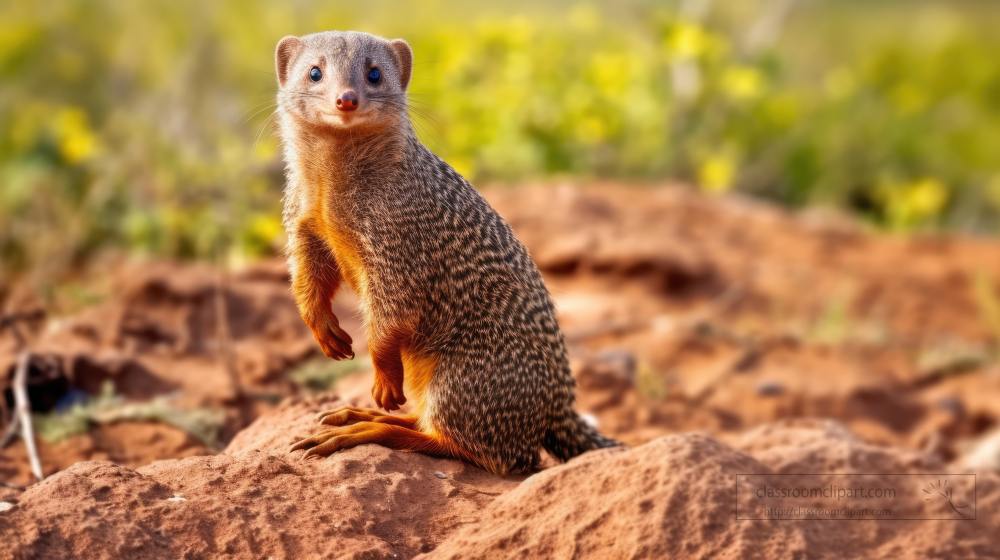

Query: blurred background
[2,0,1000,486]
[4,0,1000,286]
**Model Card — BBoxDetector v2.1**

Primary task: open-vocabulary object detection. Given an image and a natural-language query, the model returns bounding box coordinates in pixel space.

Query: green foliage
[34,380,225,448]
[2,0,1000,284]
[290,356,372,393]
[34,381,123,443]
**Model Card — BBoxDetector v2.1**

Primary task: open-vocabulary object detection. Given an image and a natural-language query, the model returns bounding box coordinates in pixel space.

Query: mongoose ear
[388,39,413,91]
[275,35,303,88]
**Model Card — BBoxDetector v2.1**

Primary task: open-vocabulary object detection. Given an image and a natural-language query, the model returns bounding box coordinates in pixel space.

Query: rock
[960,428,1000,472]
[755,380,785,396]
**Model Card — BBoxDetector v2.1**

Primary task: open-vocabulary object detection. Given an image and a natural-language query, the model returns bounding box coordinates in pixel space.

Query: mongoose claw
[290,425,366,459]
[316,406,386,426]
[289,429,334,452]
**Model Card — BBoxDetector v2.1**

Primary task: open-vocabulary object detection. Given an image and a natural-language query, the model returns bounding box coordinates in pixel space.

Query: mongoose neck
[281,113,418,194]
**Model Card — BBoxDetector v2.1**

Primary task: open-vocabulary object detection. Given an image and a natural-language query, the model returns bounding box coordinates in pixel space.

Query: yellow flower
[54,107,98,164]
[448,156,476,179]
[699,154,736,193]
[721,66,765,101]
[590,52,632,97]
[882,178,948,228]
[666,22,710,60]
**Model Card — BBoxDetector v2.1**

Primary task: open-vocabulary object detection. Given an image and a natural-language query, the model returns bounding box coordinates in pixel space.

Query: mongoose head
[275,31,412,134]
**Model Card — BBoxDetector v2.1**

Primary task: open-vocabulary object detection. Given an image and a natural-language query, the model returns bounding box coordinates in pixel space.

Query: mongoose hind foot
[314,405,417,428]
[290,421,460,463]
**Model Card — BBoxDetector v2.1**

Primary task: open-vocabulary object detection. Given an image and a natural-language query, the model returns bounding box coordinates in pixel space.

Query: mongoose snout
[335,90,358,111]
[277,30,620,475]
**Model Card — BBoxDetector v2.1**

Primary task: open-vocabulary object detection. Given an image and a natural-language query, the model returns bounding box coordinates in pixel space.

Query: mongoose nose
[335,91,359,112]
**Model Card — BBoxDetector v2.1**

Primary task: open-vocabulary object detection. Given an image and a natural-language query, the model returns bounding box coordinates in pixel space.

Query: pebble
[937,396,964,415]
[167,494,187,502]
[755,381,785,396]
[0,502,12,513]
[434,471,448,479]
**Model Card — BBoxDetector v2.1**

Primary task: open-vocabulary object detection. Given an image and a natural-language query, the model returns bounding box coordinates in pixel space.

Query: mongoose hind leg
[290,422,462,462]
[315,406,417,428]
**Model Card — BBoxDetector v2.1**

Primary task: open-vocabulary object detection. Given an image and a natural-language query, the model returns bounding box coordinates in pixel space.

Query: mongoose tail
[544,412,622,462]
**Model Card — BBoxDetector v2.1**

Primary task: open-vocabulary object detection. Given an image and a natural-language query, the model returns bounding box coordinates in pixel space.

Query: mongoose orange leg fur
[289,221,354,361]
[276,31,620,474]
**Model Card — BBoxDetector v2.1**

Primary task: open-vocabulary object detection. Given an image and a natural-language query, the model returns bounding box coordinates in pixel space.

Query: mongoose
[275,30,618,475]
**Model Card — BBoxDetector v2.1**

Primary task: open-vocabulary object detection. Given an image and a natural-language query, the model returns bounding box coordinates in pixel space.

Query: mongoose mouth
[315,106,375,130]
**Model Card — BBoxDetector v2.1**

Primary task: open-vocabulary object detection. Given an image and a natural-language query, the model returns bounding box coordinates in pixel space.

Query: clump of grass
[636,362,670,400]
[809,295,850,345]
[34,380,226,448]
[290,355,372,393]
[916,339,993,378]
[33,381,122,443]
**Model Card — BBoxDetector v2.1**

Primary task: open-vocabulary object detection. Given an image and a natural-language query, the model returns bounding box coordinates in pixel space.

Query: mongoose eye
[367,68,380,84]
[309,67,322,82]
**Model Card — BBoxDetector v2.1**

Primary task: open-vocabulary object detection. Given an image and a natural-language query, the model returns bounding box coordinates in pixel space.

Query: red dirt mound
[426,419,999,559]
[2,399,998,560]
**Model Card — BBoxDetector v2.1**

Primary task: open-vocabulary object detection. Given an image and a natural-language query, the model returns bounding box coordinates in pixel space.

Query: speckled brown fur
[276,30,618,474]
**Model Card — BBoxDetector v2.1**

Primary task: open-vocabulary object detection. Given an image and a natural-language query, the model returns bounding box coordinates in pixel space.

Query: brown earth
[1,402,997,559]
[1,184,1000,558]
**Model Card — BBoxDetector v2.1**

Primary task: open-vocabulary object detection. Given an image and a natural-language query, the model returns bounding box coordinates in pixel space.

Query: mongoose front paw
[306,313,354,360]
[372,377,406,411]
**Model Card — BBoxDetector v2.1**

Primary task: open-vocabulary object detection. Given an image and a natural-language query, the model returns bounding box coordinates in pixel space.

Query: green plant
[290,356,372,393]
[3,0,1000,288]
[34,380,226,448]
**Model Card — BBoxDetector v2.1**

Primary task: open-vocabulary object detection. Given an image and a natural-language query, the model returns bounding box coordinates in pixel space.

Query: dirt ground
[1,184,999,558]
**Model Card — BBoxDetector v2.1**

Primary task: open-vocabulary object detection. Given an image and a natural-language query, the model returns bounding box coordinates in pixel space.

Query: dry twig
[215,268,243,400]
[12,351,44,482]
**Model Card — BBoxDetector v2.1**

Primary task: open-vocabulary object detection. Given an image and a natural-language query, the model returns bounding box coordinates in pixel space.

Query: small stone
[334,522,340,528]
[755,381,784,396]
[937,396,964,415]
[434,471,448,479]
[0,502,12,513]
[167,494,186,502]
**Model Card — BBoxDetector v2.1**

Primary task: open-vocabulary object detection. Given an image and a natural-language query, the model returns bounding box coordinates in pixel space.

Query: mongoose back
[276,30,618,474]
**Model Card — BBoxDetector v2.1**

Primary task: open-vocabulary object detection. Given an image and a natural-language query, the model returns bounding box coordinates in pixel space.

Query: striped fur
[276,31,619,474]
